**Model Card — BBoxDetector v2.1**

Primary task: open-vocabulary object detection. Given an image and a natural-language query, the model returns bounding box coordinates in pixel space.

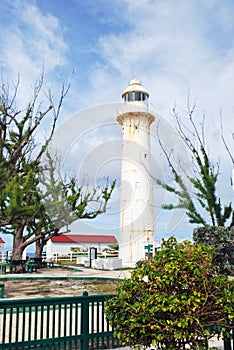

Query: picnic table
[0,257,54,274]
[0,260,37,274]
[30,258,54,269]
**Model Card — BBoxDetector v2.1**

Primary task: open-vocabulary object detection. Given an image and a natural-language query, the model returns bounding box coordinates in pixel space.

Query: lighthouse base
[121,261,138,268]
[119,238,159,267]
[118,241,146,266]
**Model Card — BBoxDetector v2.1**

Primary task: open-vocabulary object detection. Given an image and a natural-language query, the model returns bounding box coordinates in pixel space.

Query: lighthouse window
[126,92,148,102]
[135,92,140,100]
[127,92,134,101]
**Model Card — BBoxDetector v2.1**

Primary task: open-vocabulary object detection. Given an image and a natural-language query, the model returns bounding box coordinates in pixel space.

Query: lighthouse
[117,79,155,265]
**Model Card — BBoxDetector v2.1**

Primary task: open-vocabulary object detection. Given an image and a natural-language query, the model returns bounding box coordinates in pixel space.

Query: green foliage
[193,226,234,274]
[157,107,234,228]
[105,238,234,349]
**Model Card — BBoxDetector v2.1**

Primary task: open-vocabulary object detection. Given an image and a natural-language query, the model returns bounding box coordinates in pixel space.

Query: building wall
[46,241,116,259]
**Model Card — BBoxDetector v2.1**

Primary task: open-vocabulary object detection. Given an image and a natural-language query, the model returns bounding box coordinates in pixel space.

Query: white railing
[51,252,119,263]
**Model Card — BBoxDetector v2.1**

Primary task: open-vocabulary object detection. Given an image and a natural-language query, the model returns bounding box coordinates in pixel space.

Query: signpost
[144,244,153,259]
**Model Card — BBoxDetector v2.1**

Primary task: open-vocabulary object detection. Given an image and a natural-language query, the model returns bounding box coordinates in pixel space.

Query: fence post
[81,291,89,350]
[0,283,4,298]
[224,337,231,350]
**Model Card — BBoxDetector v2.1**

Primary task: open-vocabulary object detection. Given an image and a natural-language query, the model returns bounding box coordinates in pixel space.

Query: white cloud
[0,1,68,105]
[84,0,234,123]
[21,4,68,68]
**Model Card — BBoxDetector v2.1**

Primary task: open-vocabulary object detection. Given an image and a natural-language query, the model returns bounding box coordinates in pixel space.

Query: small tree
[156,105,233,273]
[156,105,234,228]
[105,238,234,350]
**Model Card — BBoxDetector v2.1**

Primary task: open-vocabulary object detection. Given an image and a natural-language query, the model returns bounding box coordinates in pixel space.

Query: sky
[0,0,234,249]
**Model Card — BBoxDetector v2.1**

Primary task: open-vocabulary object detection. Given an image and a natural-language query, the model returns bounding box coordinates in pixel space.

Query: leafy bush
[105,237,234,349]
[193,226,234,274]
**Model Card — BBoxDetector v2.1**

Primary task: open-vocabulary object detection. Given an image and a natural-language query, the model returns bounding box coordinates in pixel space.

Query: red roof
[0,237,5,244]
[51,234,117,244]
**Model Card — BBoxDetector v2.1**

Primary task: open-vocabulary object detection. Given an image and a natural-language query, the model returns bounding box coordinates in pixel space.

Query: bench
[10,260,27,273]
[25,262,37,273]
[43,261,54,268]
[0,263,11,274]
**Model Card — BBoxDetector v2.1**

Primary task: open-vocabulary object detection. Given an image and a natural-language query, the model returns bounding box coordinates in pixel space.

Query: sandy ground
[2,277,118,299]
[0,265,131,299]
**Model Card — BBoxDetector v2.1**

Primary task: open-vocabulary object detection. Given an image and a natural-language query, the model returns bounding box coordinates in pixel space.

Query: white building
[117,79,156,265]
[46,234,118,259]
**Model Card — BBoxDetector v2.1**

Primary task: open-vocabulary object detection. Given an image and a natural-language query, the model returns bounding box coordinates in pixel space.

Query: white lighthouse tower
[117,79,155,265]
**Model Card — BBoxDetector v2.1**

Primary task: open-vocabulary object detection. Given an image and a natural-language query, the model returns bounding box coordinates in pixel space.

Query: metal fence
[0,291,233,350]
[0,291,120,350]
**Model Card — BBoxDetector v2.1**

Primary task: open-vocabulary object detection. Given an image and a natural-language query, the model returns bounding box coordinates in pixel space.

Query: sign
[144,244,153,249]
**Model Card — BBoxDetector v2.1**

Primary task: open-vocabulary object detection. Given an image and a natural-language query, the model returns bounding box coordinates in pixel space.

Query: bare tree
[0,74,115,260]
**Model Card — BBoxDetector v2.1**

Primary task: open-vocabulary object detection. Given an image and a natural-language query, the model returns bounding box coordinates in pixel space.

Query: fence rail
[0,292,120,350]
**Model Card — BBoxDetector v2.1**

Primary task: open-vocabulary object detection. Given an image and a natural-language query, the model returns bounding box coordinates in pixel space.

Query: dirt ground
[2,279,118,299]
[1,267,119,299]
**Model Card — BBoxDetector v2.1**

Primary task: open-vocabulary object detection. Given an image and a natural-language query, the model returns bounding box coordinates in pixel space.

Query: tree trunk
[11,224,26,260]
[34,230,59,259]
[35,239,45,258]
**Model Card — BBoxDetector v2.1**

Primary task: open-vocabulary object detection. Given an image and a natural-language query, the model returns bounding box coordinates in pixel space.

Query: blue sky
[0,0,234,249]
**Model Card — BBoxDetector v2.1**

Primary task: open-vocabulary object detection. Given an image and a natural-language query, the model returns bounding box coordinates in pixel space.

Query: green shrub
[105,237,234,349]
[193,226,234,274]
